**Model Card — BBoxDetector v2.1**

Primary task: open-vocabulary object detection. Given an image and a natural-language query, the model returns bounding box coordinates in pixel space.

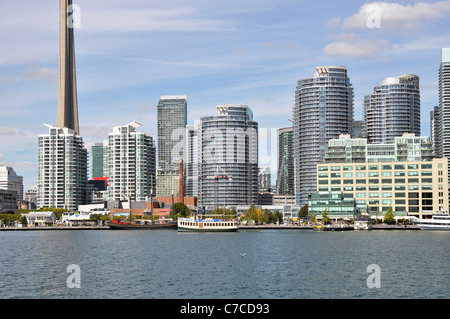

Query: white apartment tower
[105,122,156,202]
[37,125,88,210]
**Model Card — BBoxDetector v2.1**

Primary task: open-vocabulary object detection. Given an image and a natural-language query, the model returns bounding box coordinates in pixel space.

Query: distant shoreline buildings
[21,1,450,219]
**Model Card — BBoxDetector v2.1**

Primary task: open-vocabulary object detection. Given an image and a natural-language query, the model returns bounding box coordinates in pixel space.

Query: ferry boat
[109,219,177,230]
[178,214,239,232]
[409,212,450,231]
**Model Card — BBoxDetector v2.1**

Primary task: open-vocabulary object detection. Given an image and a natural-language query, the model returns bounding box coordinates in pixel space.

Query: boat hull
[177,226,238,232]
[109,223,177,230]
[416,224,450,231]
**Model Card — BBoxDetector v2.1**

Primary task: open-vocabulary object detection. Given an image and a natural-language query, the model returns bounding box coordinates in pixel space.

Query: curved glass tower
[293,66,354,204]
[198,105,258,209]
[363,74,420,144]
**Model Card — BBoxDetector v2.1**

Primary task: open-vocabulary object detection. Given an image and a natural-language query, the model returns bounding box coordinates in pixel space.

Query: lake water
[0,229,448,299]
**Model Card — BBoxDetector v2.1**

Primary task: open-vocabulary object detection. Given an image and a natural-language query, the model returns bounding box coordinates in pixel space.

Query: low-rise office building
[316,158,448,218]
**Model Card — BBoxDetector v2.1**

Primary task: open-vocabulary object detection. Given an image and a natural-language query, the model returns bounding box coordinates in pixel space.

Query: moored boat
[409,212,450,231]
[108,219,177,230]
[178,214,238,232]
[354,212,372,230]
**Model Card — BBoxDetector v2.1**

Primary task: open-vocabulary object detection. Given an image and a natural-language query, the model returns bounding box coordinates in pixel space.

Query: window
[382,165,392,170]
[408,171,419,176]
[356,165,366,171]
[356,193,366,198]
[343,172,353,178]
[408,164,418,169]
[421,164,432,169]
[382,179,392,184]
[421,178,432,184]
[395,164,405,169]
[382,172,392,177]
[319,166,328,171]
[369,165,379,170]
[331,173,341,178]
[408,178,419,183]
[369,172,379,177]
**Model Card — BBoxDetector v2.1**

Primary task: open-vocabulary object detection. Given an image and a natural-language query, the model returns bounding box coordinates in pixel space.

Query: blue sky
[1,0,450,192]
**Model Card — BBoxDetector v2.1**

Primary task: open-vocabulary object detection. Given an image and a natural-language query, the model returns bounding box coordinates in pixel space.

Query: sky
[1,0,450,192]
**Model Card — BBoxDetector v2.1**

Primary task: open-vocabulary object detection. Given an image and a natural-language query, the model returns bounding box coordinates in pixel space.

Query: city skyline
[1,1,450,191]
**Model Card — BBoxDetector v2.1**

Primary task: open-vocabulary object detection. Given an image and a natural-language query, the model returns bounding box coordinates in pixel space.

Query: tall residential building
[185,124,199,198]
[105,122,156,202]
[0,166,23,200]
[198,105,258,208]
[293,66,354,204]
[37,125,88,210]
[363,74,420,144]
[57,0,79,135]
[430,106,441,157]
[439,47,450,210]
[258,166,271,192]
[91,142,107,178]
[157,95,187,197]
[276,127,294,195]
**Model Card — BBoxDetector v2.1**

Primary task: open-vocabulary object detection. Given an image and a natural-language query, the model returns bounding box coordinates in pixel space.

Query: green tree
[173,202,190,218]
[298,204,308,221]
[274,209,283,224]
[384,206,396,224]
[322,209,330,224]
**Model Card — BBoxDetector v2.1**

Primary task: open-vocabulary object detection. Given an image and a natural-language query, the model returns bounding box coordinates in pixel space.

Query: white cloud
[342,1,450,30]
[324,33,391,58]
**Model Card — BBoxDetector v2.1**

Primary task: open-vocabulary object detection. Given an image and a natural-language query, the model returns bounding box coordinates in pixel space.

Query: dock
[0,226,111,231]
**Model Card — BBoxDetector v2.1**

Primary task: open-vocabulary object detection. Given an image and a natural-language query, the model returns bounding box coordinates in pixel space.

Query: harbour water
[0,229,448,299]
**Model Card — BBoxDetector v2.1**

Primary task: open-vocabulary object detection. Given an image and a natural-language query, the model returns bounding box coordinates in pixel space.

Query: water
[0,229,448,299]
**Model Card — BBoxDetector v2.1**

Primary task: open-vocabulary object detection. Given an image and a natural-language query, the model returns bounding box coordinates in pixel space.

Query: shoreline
[0,224,421,231]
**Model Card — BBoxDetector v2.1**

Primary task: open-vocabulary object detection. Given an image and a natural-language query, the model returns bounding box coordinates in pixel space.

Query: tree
[173,202,190,218]
[298,204,308,221]
[274,209,283,224]
[384,206,396,224]
[322,209,330,224]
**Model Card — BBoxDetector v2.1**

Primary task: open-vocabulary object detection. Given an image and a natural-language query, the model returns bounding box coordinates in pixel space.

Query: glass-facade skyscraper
[276,126,294,195]
[157,95,187,197]
[363,74,420,144]
[293,66,354,204]
[198,105,258,209]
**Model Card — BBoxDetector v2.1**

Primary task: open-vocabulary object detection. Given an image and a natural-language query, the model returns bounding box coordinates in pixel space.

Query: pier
[0,225,110,231]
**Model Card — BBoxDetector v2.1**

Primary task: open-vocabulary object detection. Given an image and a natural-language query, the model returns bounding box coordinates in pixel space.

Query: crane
[199,165,232,211]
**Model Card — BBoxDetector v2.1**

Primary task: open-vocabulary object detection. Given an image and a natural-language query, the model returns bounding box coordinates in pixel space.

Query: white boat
[178,214,239,232]
[353,212,372,230]
[409,212,450,231]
